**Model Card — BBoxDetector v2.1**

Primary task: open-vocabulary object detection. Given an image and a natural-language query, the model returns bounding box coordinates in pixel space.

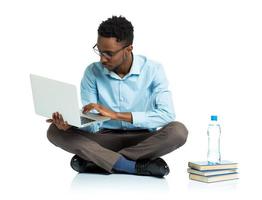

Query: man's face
[96,36,128,71]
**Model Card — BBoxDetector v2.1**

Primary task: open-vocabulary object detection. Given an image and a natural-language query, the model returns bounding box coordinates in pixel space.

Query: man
[47,16,188,178]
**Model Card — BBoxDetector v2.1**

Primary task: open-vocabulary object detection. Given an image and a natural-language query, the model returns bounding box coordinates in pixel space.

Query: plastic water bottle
[207,115,221,165]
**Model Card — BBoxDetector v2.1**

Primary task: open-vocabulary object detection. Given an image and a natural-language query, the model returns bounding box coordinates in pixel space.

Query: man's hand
[82,103,117,120]
[46,112,72,131]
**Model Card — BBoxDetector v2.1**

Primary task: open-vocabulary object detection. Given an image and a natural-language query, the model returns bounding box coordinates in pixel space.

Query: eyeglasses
[93,44,129,59]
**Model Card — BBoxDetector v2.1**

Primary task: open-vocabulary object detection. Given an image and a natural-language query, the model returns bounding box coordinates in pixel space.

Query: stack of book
[188,161,239,183]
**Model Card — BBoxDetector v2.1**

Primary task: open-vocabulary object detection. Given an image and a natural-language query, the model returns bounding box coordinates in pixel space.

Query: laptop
[30,74,110,128]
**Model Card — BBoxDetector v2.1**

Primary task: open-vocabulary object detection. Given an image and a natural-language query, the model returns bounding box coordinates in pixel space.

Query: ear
[124,45,133,59]
[126,45,133,52]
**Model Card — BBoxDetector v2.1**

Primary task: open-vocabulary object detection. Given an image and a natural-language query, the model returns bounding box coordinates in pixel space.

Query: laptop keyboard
[80,117,96,125]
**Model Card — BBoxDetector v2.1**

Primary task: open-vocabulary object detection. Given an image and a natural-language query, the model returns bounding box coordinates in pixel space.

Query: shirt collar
[129,54,141,75]
[102,54,142,78]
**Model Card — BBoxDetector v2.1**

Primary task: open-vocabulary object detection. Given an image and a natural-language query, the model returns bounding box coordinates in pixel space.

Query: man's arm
[131,64,176,129]
[82,103,132,123]
[80,65,102,133]
[81,66,98,106]
[115,112,132,123]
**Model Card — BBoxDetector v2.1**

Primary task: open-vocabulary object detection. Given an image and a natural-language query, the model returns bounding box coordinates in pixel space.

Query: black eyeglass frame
[93,44,130,59]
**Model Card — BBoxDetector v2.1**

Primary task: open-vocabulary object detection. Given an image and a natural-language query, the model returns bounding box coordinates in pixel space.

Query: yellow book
[188,161,238,171]
[189,173,239,183]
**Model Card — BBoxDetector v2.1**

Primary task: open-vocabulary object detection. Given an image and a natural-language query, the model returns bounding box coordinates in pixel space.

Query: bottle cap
[211,115,218,121]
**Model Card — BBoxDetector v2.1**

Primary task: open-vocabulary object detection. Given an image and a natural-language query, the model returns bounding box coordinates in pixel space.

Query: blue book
[187,168,237,176]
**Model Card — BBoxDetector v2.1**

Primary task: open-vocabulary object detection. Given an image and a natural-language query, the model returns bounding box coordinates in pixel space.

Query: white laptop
[30,74,110,128]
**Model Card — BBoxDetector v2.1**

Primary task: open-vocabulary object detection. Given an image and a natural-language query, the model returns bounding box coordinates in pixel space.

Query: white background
[0,0,262,199]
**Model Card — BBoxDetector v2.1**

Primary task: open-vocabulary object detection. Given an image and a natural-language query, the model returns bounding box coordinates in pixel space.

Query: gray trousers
[47,121,188,173]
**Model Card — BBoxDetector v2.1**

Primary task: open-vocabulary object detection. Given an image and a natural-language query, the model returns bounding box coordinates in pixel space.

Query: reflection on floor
[71,173,170,197]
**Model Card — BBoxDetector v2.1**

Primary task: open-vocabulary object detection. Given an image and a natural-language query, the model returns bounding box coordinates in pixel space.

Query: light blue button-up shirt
[80,55,175,133]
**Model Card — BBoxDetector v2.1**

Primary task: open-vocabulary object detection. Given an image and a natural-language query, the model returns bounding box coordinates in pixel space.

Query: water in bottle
[207,115,221,165]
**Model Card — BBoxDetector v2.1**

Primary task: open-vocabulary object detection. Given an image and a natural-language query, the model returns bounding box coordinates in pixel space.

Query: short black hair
[98,16,134,45]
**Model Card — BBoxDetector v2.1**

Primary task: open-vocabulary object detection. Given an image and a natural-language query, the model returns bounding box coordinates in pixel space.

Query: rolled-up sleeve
[132,65,175,129]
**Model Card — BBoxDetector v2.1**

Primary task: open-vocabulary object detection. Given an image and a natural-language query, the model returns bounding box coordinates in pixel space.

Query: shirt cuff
[79,122,101,133]
[131,112,147,127]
